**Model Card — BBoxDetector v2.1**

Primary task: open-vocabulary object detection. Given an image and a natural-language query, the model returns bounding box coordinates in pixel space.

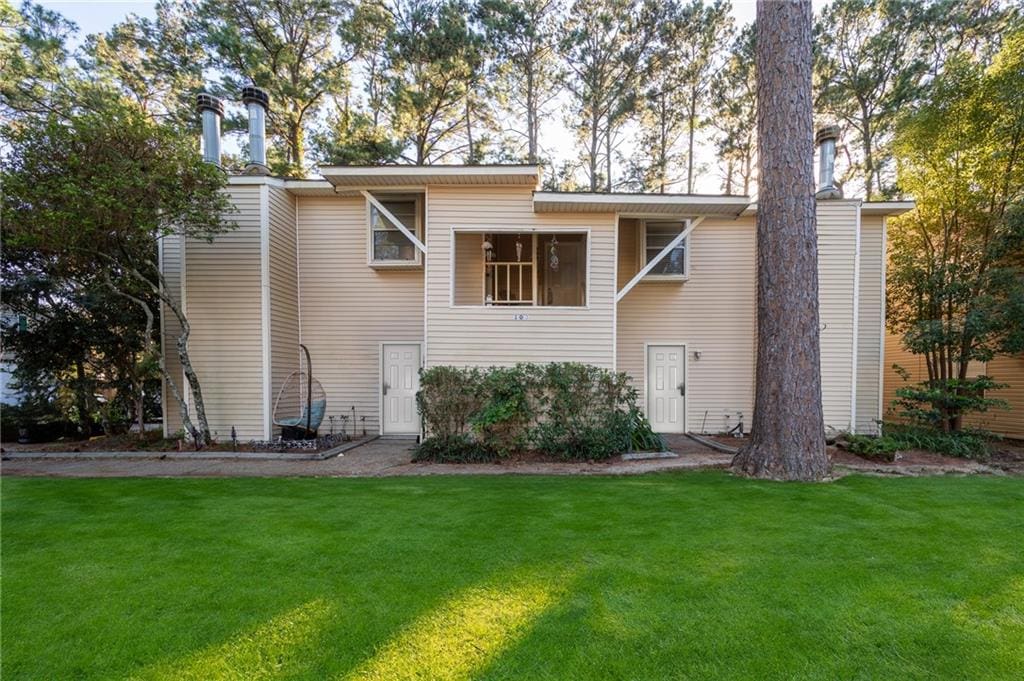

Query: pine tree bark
[732,0,829,481]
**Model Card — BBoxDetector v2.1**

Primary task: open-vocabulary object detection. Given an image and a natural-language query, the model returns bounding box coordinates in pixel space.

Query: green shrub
[470,364,540,456]
[415,362,652,462]
[841,422,994,461]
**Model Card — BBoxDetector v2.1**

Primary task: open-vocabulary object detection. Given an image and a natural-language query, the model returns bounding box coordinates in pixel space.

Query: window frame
[639,219,690,281]
[449,227,592,309]
[366,193,423,268]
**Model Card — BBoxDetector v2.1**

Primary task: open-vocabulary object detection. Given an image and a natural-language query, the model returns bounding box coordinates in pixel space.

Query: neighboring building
[883,337,1024,439]
[0,312,27,407]
[160,91,911,440]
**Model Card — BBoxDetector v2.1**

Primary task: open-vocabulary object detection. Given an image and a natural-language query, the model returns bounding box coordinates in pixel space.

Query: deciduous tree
[1,104,235,445]
[888,31,1024,431]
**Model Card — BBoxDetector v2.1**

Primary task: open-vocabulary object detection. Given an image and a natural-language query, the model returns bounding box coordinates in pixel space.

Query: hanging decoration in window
[549,235,559,271]
[515,235,523,262]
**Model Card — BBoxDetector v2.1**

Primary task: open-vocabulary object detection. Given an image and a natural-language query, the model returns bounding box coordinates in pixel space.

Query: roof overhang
[532,192,751,217]
[283,179,336,196]
[861,201,915,216]
[318,165,541,192]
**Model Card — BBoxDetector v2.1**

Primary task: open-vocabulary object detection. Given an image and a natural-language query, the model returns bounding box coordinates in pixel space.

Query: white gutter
[616,217,704,302]
[850,204,862,433]
[360,190,427,254]
[260,185,272,441]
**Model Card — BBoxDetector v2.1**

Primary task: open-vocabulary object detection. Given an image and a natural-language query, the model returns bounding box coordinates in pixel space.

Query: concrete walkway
[2,434,1005,479]
[1,436,732,478]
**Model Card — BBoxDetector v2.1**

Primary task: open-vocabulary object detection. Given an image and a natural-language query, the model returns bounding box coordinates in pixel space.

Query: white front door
[382,343,421,435]
[647,345,686,433]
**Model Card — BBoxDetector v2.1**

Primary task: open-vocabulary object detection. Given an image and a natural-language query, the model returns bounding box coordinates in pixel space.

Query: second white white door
[647,345,686,433]
[382,343,421,435]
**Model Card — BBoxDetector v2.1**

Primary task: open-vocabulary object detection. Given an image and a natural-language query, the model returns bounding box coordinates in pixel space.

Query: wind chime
[548,235,560,271]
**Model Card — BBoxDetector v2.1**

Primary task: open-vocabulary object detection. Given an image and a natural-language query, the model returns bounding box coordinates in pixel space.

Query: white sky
[40,0,827,193]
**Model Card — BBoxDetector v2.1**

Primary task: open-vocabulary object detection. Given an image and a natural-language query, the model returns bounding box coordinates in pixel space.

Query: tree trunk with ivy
[732,0,828,481]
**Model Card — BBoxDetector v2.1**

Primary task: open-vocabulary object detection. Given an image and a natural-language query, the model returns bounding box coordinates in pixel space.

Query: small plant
[628,409,665,452]
[839,422,994,461]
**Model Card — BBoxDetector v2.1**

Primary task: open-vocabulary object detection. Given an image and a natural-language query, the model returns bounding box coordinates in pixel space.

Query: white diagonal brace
[616,216,704,302]
[361,190,427,254]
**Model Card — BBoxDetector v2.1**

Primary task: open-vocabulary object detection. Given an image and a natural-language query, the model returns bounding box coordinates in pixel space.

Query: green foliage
[1,100,233,444]
[631,0,734,193]
[893,375,1009,429]
[814,0,929,198]
[887,30,1024,431]
[415,362,652,462]
[384,0,489,164]
[843,422,993,460]
[628,409,665,452]
[192,0,363,174]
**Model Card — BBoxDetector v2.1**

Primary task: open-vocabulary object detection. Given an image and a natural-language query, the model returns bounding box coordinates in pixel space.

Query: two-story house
[160,90,911,441]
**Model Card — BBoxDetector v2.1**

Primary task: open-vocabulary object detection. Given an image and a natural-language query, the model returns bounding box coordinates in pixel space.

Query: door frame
[378,341,424,436]
[643,342,688,433]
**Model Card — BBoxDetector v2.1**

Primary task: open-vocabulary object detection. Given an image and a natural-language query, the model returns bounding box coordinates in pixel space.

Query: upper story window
[368,195,422,266]
[641,220,688,279]
[452,231,588,308]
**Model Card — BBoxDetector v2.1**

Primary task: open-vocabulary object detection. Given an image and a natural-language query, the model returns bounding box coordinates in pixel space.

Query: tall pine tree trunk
[732,0,828,481]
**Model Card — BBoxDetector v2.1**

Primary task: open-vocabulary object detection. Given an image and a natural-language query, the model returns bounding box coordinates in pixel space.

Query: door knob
[383,382,390,395]
[678,383,686,396]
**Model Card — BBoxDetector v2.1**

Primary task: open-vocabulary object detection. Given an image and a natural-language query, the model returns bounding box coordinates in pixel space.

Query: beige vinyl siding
[297,195,424,435]
[616,217,756,434]
[426,186,616,368]
[268,186,300,433]
[817,201,859,432]
[854,214,884,434]
[885,335,1024,438]
[160,234,185,436]
[183,185,266,439]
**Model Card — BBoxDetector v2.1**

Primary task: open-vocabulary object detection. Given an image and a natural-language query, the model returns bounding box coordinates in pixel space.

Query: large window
[642,220,688,278]
[368,196,421,265]
[452,231,588,307]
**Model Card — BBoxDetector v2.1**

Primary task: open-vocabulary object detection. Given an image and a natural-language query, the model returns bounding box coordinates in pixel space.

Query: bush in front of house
[839,422,994,461]
[414,362,662,462]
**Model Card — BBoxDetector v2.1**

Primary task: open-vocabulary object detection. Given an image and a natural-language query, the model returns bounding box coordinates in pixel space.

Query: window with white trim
[368,195,421,265]
[641,220,688,278]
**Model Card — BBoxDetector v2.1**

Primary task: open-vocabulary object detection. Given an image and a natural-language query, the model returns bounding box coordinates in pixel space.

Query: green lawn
[2,472,1022,680]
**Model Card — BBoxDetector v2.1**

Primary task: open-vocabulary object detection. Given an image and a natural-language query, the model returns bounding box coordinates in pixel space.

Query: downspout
[851,203,862,434]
